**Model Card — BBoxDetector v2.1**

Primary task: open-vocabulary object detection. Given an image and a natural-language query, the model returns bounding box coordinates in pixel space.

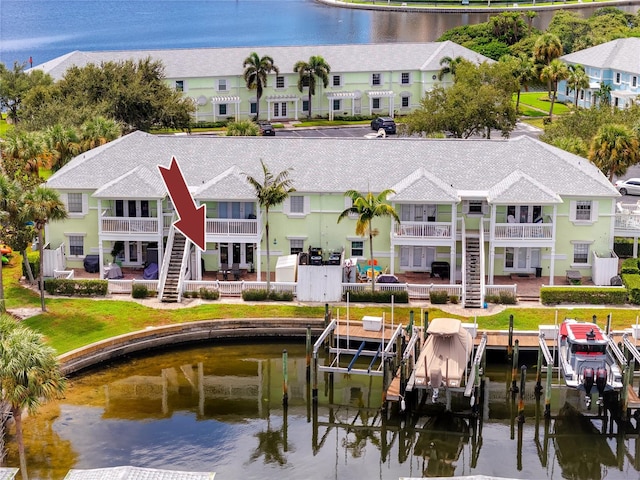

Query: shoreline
[315,0,640,14]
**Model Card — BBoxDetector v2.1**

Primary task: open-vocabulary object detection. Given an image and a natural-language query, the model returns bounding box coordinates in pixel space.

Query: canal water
[5,341,638,479]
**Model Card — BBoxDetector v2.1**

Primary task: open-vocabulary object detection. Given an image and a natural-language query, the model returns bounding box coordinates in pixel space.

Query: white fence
[53,269,75,279]
[485,284,517,297]
[107,279,159,294]
[343,283,464,300]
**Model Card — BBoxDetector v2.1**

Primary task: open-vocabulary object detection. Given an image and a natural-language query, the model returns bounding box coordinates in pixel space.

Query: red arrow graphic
[158,157,206,251]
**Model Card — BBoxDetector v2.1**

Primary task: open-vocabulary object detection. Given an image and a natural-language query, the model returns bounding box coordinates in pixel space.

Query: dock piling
[534,343,543,397]
[518,365,526,424]
[306,325,311,382]
[282,349,288,407]
[508,314,514,360]
[545,361,552,418]
[510,339,519,395]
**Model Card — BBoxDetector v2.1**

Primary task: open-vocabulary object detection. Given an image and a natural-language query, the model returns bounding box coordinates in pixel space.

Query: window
[250,102,257,114]
[332,75,341,87]
[401,72,410,84]
[505,247,515,269]
[372,98,380,109]
[573,243,589,264]
[575,200,592,221]
[219,104,227,116]
[302,76,310,88]
[67,193,83,213]
[290,195,304,214]
[467,200,484,215]
[372,73,381,86]
[276,76,285,88]
[175,80,184,92]
[302,100,309,112]
[580,89,584,100]
[332,99,341,111]
[351,241,364,257]
[218,79,227,91]
[69,236,84,256]
[401,96,409,108]
[633,76,638,88]
[615,72,621,84]
[615,97,619,108]
[565,86,570,96]
[290,239,304,255]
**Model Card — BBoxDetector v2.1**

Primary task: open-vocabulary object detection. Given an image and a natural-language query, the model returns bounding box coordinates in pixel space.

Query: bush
[498,291,517,305]
[623,274,640,304]
[199,287,219,300]
[540,286,628,305]
[242,289,294,301]
[449,295,459,304]
[44,279,108,296]
[614,240,634,258]
[429,290,449,304]
[621,257,640,275]
[344,290,409,303]
[132,284,149,299]
[22,251,39,279]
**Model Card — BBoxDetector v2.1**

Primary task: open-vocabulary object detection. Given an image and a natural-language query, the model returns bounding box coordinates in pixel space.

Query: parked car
[257,121,275,136]
[370,117,396,134]
[614,178,640,196]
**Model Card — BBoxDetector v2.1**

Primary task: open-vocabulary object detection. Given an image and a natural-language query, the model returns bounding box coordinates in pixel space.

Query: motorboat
[413,318,474,402]
[558,319,623,408]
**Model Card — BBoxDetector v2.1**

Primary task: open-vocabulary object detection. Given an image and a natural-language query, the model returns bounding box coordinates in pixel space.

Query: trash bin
[535,267,542,278]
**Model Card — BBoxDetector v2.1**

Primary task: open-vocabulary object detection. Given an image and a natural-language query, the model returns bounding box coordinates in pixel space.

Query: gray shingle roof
[64,466,215,480]
[488,171,562,204]
[46,131,618,201]
[560,38,640,74]
[93,166,165,199]
[33,41,490,81]
[389,168,459,202]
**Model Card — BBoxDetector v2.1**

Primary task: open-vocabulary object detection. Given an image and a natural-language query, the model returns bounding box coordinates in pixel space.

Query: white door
[505,247,541,271]
[400,246,435,271]
[273,102,287,119]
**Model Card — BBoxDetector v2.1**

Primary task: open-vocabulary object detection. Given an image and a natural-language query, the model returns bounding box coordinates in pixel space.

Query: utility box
[362,315,382,332]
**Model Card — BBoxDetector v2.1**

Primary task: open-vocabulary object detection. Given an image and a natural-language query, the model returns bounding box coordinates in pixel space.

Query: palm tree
[0,316,66,480]
[337,190,400,292]
[594,82,612,107]
[80,116,121,151]
[44,123,80,171]
[589,124,640,181]
[1,131,47,181]
[524,10,538,35]
[226,120,260,136]
[294,56,331,119]
[506,53,535,113]
[566,64,590,108]
[533,33,563,97]
[22,186,68,311]
[244,160,295,291]
[0,175,21,312]
[540,59,569,121]
[437,56,465,81]
[243,52,279,121]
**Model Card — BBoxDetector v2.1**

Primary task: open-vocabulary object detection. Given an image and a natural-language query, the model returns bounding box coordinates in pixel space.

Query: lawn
[0,114,14,138]
[4,252,640,355]
[517,92,571,115]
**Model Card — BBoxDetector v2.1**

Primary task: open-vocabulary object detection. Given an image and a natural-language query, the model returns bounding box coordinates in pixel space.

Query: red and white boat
[558,319,624,408]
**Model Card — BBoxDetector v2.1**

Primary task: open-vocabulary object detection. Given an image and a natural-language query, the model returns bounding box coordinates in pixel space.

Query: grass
[520,117,546,129]
[293,119,371,127]
[0,114,14,138]
[3,252,640,355]
[517,92,571,115]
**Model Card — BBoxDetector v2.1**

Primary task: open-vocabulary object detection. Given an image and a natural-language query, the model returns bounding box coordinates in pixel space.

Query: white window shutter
[462,200,469,214]
[82,194,89,215]
[304,196,310,214]
[344,197,352,209]
[482,202,489,215]
[569,201,576,222]
[590,201,598,221]
[282,197,290,214]
[61,193,68,211]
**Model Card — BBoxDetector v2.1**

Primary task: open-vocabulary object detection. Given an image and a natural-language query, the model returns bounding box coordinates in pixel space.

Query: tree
[44,123,80,172]
[540,59,569,121]
[0,316,66,480]
[524,10,538,35]
[243,52,279,120]
[294,56,331,119]
[0,62,52,124]
[594,82,612,107]
[22,187,68,311]
[437,56,465,81]
[226,120,260,136]
[566,64,590,108]
[1,130,48,183]
[502,53,535,113]
[80,116,121,150]
[337,190,399,292]
[244,161,295,291]
[533,33,563,97]
[0,176,22,312]
[589,124,640,181]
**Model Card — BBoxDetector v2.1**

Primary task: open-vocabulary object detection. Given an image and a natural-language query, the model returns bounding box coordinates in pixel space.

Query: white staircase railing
[461,217,467,306]
[175,238,192,303]
[157,223,176,301]
[478,217,486,308]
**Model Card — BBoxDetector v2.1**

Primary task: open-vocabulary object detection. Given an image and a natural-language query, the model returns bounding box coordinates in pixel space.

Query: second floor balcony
[206,218,258,237]
[101,216,160,234]
[393,222,452,240]
[492,222,553,241]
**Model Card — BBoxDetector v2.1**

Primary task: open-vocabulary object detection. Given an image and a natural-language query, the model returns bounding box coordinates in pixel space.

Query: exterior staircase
[160,231,187,303]
[464,237,482,308]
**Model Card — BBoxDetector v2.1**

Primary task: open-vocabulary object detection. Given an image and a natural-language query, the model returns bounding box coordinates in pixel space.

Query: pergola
[325,91,361,121]
[366,90,395,117]
[210,95,241,122]
[264,94,300,121]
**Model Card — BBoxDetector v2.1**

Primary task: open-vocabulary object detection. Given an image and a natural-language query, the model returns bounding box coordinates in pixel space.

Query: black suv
[370,117,396,134]
[257,121,275,136]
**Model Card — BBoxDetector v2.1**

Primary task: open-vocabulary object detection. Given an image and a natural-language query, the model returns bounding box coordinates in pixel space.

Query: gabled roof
[46,133,619,201]
[561,38,640,75]
[487,170,562,204]
[389,168,459,202]
[32,41,490,81]
[194,166,255,200]
[92,165,165,199]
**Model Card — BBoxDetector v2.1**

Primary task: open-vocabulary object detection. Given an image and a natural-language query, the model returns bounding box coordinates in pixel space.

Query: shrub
[44,279,108,296]
[199,287,220,300]
[623,274,640,304]
[344,290,409,303]
[449,295,459,304]
[621,257,640,275]
[540,286,628,305]
[132,284,149,299]
[22,251,39,279]
[485,294,499,304]
[498,291,517,305]
[429,290,449,304]
[614,239,634,258]
[241,289,294,301]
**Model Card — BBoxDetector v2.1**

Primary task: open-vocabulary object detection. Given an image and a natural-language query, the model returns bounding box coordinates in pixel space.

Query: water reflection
[6,342,640,479]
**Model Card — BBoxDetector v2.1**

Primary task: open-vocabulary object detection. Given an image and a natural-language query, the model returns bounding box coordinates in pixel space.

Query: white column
[634,237,639,258]
[450,202,457,281]
[489,246,495,284]
[389,96,394,118]
[351,97,355,116]
[267,100,271,121]
[549,246,555,286]
[550,204,558,285]
[294,98,299,120]
[212,102,216,122]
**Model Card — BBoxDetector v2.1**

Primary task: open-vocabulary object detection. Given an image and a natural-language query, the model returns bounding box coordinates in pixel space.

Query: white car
[615,178,640,196]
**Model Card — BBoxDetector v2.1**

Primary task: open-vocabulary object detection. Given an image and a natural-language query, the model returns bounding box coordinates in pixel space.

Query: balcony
[101,217,160,234]
[493,223,553,241]
[206,218,258,237]
[393,222,452,239]
[614,213,640,232]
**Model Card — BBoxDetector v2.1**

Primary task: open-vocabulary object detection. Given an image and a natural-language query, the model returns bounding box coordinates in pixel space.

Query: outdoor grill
[430,261,450,279]
[309,247,323,266]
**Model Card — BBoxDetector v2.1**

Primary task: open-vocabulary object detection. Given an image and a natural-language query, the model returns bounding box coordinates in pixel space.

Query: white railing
[493,223,553,240]
[53,269,74,279]
[206,218,258,236]
[461,217,467,306]
[217,281,244,296]
[243,281,297,294]
[614,213,640,230]
[479,217,486,308]
[343,282,462,300]
[393,222,452,239]
[101,217,159,234]
[157,223,176,300]
[107,279,159,294]
[485,284,517,297]
[183,280,219,292]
